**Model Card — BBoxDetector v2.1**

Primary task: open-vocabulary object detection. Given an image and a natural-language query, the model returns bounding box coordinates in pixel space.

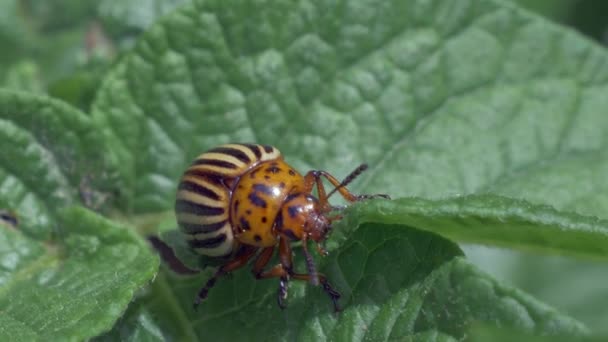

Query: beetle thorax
[277,194,330,242]
[229,159,306,247]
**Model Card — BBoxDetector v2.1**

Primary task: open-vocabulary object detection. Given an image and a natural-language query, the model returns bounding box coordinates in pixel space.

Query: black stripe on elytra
[180,221,226,234]
[178,180,221,201]
[193,158,238,169]
[287,205,300,218]
[188,234,227,248]
[209,146,251,163]
[175,199,225,216]
[248,192,267,208]
[263,145,274,153]
[242,144,262,159]
[240,217,251,231]
[252,183,273,195]
[183,169,226,187]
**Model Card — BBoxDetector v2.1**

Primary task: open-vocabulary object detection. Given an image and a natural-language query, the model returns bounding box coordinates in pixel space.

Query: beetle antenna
[302,237,319,286]
[326,163,368,199]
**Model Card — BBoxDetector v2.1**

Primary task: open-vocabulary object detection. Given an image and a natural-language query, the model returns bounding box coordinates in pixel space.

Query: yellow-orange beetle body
[175,143,388,310]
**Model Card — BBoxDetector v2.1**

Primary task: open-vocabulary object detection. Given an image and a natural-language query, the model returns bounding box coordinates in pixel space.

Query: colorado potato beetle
[175,143,389,311]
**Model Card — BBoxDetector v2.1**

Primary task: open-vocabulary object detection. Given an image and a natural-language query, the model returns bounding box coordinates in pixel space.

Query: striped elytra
[175,143,281,257]
[173,143,390,311]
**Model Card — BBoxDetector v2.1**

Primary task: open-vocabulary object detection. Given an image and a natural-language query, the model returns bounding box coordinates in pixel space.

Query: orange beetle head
[278,194,331,242]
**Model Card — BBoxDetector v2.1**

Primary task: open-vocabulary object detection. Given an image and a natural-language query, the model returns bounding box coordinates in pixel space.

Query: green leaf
[94,271,200,342]
[339,195,608,258]
[0,0,34,74]
[92,300,166,342]
[466,246,608,335]
[467,323,606,342]
[0,90,116,238]
[146,221,586,341]
[0,91,158,341]
[98,0,189,34]
[0,206,158,341]
[2,61,44,93]
[84,0,608,339]
[91,0,608,219]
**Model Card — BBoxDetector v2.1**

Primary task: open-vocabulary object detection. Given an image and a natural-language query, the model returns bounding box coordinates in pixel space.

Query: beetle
[175,143,389,311]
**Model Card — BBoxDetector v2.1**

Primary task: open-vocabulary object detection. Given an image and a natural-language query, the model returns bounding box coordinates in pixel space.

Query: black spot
[248,192,267,208]
[288,169,296,176]
[263,145,274,153]
[249,169,259,179]
[287,206,300,218]
[283,229,298,240]
[264,175,270,180]
[254,234,262,242]
[265,166,281,174]
[279,182,285,189]
[233,199,240,213]
[261,217,267,223]
[246,210,252,215]
[240,217,251,231]
[252,183,273,195]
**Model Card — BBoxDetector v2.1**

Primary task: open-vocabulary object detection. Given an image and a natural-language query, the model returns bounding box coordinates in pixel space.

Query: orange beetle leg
[291,273,341,312]
[253,236,341,311]
[304,165,390,212]
[252,236,293,308]
[194,245,258,309]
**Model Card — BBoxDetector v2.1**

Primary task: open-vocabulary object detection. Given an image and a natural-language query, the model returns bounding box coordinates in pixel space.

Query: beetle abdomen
[175,143,281,257]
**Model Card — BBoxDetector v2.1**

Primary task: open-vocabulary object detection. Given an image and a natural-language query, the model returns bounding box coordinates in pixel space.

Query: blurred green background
[1,0,607,334]
[2,0,607,109]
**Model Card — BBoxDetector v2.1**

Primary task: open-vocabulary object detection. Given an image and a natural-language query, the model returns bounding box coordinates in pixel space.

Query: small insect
[175,143,389,311]
[0,209,18,229]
